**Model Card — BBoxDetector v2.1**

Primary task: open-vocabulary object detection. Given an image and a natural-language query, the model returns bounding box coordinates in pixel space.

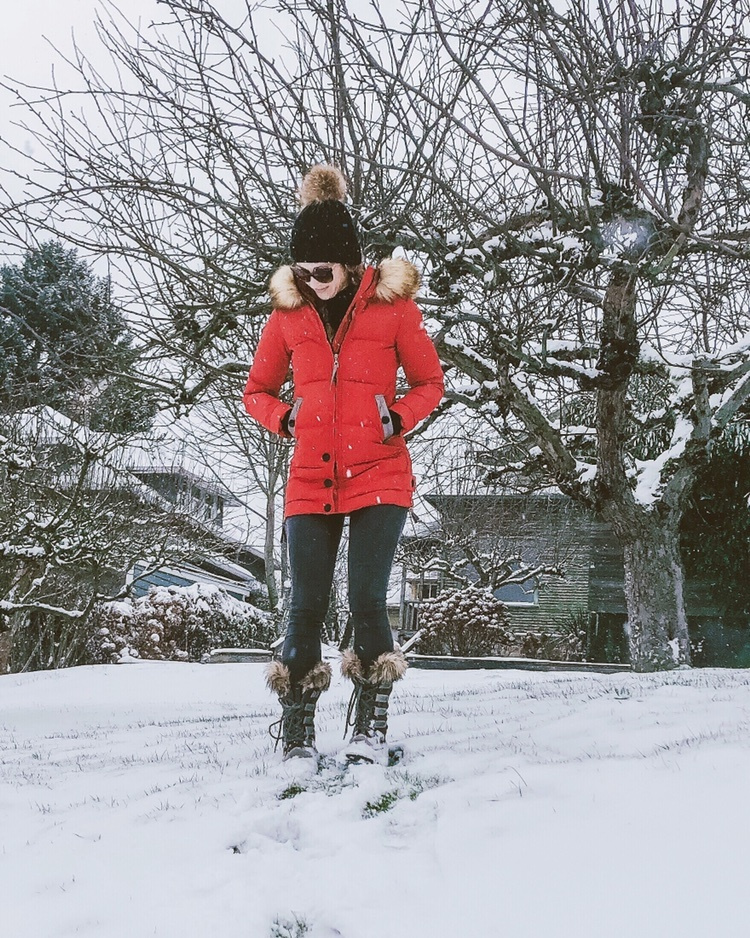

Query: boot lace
[344,681,378,739]
[269,693,306,753]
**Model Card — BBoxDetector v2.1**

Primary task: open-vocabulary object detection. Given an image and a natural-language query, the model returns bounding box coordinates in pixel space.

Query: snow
[544,357,602,379]
[633,414,693,505]
[442,335,495,374]
[716,330,750,361]
[575,460,598,483]
[2,661,750,938]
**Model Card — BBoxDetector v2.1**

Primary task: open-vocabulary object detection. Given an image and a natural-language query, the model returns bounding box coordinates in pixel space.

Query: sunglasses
[292,264,335,284]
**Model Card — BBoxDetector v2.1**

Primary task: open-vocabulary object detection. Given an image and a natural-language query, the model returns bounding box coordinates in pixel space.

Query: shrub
[87,584,276,663]
[518,610,589,661]
[417,586,511,656]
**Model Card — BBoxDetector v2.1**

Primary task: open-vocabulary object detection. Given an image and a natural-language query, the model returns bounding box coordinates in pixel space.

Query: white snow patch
[633,415,692,505]
[575,461,598,482]
[545,357,602,379]
[2,664,750,937]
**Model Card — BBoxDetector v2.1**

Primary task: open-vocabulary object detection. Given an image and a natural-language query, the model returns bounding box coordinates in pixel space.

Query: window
[494,561,538,606]
[421,580,442,600]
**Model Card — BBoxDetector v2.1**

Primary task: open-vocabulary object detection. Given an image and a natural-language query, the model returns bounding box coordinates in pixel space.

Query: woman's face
[294,262,348,301]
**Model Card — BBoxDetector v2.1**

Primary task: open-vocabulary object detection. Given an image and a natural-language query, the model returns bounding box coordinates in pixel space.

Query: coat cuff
[389,402,416,433]
[273,403,293,437]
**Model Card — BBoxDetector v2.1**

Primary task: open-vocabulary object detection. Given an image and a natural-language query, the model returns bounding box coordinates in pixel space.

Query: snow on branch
[633,415,693,506]
[0,599,87,620]
[712,367,750,431]
[0,543,47,560]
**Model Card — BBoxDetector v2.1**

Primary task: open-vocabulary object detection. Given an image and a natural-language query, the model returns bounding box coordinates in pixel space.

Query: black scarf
[316,284,358,342]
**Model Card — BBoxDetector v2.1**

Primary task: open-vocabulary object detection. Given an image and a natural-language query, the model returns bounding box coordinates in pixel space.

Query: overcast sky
[0,0,268,258]
[2,1,162,157]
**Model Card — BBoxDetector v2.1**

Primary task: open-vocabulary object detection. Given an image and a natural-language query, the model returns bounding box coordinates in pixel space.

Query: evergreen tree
[681,432,750,623]
[0,241,155,433]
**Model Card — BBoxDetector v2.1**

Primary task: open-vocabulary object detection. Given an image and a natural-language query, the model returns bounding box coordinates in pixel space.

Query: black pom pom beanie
[289,165,362,265]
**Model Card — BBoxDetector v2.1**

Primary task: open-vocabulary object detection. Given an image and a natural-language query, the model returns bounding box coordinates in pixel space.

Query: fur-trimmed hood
[269,256,420,312]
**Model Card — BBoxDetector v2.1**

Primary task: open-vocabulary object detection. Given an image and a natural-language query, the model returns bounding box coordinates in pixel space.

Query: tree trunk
[618,517,691,672]
[263,488,279,611]
[0,628,11,674]
[594,265,691,672]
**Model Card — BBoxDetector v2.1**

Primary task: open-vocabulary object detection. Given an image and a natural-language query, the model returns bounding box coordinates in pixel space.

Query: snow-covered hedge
[87,584,276,664]
[416,587,591,660]
[417,586,512,657]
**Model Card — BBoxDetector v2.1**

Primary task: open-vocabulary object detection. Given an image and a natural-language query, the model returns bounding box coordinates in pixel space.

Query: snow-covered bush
[417,586,511,657]
[416,591,594,661]
[87,584,276,664]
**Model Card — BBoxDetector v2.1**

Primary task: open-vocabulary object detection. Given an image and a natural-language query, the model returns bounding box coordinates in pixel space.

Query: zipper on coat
[307,309,341,511]
[330,296,364,507]
[312,281,369,511]
[332,357,339,511]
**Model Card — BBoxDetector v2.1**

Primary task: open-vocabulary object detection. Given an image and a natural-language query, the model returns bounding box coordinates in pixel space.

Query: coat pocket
[374,394,394,441]
[287,397,303,438]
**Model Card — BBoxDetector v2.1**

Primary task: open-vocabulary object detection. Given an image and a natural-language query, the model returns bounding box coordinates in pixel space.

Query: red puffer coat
[243,257,444,518]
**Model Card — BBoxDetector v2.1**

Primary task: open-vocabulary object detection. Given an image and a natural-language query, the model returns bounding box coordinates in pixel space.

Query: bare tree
[332,0,750,670]
[0,408,225,671]
[2,0,748,670]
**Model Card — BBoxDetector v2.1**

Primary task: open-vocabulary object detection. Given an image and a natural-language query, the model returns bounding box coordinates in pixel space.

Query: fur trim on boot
[340,648,408,685]
[300,660,332,693]
[340,648,407,765]
[340,649,365,682]
[267,660,331,761]
[265,659,292,697]
[368,649,408,684]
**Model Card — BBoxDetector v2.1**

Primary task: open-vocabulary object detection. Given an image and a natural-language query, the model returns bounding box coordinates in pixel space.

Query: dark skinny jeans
[282,504,407,684]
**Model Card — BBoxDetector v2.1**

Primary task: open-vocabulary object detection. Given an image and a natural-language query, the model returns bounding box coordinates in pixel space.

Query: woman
[243,165,443,764]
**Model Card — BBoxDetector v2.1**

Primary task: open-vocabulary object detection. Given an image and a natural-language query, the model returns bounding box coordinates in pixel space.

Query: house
[398,492,593,640]
[124,461,266,602]
[398,491,735,664]
[10,405,268,605]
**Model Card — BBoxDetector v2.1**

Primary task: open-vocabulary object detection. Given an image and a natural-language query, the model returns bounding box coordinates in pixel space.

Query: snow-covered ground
[2,661,749,938]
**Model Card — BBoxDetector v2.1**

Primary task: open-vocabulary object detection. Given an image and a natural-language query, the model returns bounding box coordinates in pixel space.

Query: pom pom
[299,164,348,206]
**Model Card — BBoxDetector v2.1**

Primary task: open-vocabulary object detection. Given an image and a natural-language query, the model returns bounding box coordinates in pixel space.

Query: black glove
[280,408,292,436]
[388,409,402,435]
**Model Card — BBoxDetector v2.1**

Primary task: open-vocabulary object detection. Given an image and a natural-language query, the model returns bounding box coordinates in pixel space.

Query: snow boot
[266,659,332,761]
[341,649,408,765]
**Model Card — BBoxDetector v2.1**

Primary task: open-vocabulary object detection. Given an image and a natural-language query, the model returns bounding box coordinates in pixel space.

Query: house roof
[126,464,241,506]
